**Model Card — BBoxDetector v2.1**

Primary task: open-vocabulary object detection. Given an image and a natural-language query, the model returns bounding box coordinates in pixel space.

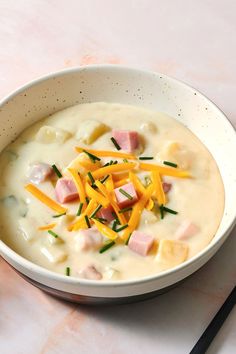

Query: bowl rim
[0,64,235,288]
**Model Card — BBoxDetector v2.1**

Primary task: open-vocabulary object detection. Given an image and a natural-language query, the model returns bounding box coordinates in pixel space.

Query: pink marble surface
[0,1,235,353]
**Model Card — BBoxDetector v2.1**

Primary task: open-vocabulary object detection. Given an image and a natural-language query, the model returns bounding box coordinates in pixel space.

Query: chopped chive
[112,220,117,231]
[52,164,62,178]
[163,160,178,168]
[162,206,178,215]
[160,204,164,219]
[118,207,133,213]
[85,197,90,205]
[113,160,118,165]
[66,267,70,276]
[103,162,110,167]
[84,215,91,228]
[87,171,95,184]
[99,241,115,254]
[100,175,109,184]
[111,137,121,150]
[111,211,120,225]
[125,233,132,245]
[116,224,128,232]
[90,204,102,218]
[93,217,107,223]
[119,188,133,200]
[77,202,84,216]
[83,149,101,162]
[53,212,66,218]
[123,158,128,163]
[139,156,154,160]
[48,230,59,238]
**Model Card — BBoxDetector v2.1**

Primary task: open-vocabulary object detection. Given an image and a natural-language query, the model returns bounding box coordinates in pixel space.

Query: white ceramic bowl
[0,65,235,304]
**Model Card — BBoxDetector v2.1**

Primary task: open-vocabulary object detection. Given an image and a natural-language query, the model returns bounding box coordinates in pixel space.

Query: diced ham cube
[114,182,138,208]
[80,265,102,280]
[97,205,115,223]
[55,177,78,203]
[112,129,139,152]
[163,182,172,193]
[28,163,53,184]
[175,220,199,240]
[76,227,103,251]
[128,230,154,256]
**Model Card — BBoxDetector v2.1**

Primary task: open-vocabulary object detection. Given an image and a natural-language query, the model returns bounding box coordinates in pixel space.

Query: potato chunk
[35,125,71,144]
[156,239,188,266]
[40,245,67,263]
[65,152,101,176]
[18,217,39,242]
[76,119,109,144]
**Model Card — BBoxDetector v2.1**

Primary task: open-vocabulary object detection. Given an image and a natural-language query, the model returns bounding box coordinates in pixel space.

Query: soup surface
[0,102,224,280]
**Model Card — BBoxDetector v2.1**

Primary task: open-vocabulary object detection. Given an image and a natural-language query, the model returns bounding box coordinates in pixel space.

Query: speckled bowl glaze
[0,65,235,305]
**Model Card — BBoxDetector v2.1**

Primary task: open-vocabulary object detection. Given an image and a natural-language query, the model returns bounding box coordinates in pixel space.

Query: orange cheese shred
[25,184,67,214]
[90,162,136,180]
[95,180,127,225]
[151,171,166,205]
[139,162,191,178]
[75,147,137,160]
[38,223,56,231]
[93,219,118,241]
[67,168,86,204]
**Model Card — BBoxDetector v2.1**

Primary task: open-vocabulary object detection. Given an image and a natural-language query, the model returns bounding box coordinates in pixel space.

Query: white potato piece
[157,141,193,169]
[18,217,39,242]
[156,239,188,266]
[140,121,157,134]
[140,209,158,225]
[35,125,71,144]
[104,267,120,280]
[40,245,67,263]
[76,119,109,144]
[64,152,101,176]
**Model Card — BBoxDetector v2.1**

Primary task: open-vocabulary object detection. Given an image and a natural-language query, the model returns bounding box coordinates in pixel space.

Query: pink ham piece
[55,177,78,203]
[28,163,53,184]
[114,182,138,208]
[77,227,103,250]
[97,205,115,223]
[175,220,199,240]
[163,182,172,193]
[80,265,102,280]
[112,129,139,152]
[128,231,154,256]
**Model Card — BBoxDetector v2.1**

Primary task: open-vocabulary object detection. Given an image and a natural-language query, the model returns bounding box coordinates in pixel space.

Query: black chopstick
[190,285,236,354]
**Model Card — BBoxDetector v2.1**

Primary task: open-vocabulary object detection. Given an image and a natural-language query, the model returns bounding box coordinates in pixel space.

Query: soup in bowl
[0,65,235,304]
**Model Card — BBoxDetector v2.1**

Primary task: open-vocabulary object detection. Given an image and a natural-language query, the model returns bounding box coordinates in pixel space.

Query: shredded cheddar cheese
[38,223,56,231]
[91,162,136,180]
[75,146,137,160]
[139,162,191,178]
[25,184,67,214]
[67,168,86,204]
[85,182,109,207]
[93,219,118,240]
[95,180,127,225]
[152,171,166,205]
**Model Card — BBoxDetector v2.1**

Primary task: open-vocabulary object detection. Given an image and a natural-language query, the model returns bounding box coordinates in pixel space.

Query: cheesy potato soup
[0,102,224,280]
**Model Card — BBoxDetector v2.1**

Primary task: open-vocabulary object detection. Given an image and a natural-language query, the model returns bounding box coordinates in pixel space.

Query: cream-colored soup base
[0,102,224,280]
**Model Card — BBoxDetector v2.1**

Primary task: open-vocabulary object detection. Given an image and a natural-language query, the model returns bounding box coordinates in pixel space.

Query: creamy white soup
[0,102,224,280]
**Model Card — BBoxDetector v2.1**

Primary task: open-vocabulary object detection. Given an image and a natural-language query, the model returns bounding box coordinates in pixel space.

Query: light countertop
[0,1,235,353]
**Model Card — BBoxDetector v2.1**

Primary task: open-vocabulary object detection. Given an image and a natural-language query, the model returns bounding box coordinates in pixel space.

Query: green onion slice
[52,164,62,178]
[48,230,59,238]
[163,161,178,168]
[119,188,133,200]
[111,137,121,150]
[99,241,115,253]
